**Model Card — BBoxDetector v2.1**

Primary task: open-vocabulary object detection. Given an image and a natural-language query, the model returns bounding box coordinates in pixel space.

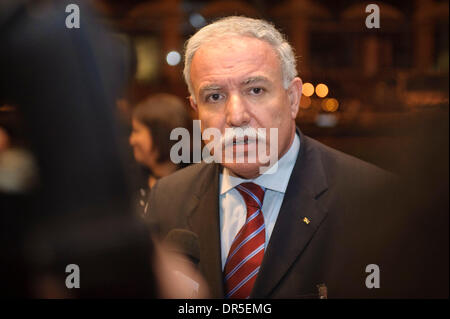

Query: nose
[129,133,135,146]
[225,93,250,128]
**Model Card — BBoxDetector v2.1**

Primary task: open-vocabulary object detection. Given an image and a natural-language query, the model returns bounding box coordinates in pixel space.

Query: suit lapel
[251,131,329,298]
[186,164,224,298]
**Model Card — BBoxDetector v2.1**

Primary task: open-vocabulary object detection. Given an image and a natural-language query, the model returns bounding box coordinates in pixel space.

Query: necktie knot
[236,182,265,211]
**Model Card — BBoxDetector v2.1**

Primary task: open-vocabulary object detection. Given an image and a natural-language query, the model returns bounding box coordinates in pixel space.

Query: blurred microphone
[163,229,201,298]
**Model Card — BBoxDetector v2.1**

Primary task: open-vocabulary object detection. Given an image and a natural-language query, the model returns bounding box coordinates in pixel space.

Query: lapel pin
[302,217,311,225]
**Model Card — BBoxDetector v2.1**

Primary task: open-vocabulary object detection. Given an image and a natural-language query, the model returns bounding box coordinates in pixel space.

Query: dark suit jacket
[148,130,397,298]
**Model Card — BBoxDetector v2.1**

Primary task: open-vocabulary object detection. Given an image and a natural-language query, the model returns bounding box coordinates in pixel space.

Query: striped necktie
[224,182,266,299]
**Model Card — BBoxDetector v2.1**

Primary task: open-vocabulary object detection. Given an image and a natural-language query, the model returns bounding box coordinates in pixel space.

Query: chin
[133,153,146,166]
[221,162,261,179]
[133,153,142,163]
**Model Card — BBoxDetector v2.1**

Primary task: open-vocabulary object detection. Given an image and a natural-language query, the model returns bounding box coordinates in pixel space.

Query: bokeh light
[322,98,339,112]
[302,82,315,97]
[189,13,206,29]
[166,51,181,66]
[315,83,329,98]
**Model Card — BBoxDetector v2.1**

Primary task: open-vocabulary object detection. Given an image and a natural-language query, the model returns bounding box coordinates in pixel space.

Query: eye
[206,93,224,103]
[249,87,264,95]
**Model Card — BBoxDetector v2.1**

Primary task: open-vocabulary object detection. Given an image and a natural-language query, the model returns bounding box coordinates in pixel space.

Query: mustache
[220,126,267,148]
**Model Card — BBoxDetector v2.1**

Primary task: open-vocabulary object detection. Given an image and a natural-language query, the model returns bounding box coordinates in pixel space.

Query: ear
[287,77,302,119]
[189,96,198,112]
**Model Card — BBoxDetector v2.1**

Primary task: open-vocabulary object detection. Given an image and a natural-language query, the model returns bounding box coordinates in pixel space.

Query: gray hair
[183,16,298,98]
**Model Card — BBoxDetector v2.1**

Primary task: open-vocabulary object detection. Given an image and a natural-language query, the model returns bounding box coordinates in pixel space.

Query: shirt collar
[220,132,300,195]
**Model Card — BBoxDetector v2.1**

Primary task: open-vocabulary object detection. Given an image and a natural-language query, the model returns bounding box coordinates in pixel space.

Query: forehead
[190,36,282,89]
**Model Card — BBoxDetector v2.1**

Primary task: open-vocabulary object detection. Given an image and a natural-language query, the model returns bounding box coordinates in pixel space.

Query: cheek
[275,95,293,125]
[254,97,287,128]
[141,134,153,153]
[198,107,226,131]
[133,132,151,152]
[253,96,293,148]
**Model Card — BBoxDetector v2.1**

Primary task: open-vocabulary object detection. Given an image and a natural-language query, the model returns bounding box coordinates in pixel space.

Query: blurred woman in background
[129,93,191,215]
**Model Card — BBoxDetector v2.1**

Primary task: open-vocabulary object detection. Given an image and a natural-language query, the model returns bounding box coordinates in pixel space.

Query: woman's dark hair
[132,94,191,164]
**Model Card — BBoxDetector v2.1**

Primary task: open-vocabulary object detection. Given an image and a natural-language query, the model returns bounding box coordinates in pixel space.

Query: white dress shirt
[219,133,301,269]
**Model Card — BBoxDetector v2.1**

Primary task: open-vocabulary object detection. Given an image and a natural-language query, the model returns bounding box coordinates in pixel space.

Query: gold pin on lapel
[302,217,311,225]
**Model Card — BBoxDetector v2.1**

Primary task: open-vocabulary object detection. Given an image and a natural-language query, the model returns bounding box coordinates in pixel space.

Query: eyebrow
[241,76,270,86]
[198,76,271,96]
[199,84,222,96]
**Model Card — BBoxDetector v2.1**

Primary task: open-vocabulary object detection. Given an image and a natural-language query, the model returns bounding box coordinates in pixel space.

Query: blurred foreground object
[0,0,158,297]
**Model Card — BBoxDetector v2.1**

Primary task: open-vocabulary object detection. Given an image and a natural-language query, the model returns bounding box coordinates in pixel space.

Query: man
[148,16,395,298]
